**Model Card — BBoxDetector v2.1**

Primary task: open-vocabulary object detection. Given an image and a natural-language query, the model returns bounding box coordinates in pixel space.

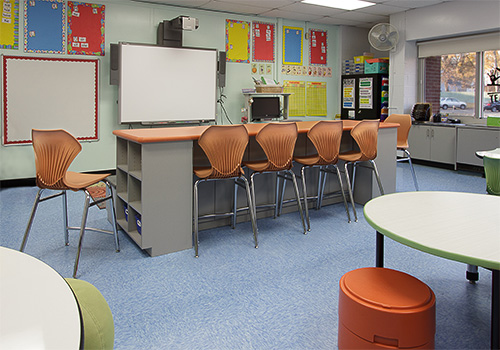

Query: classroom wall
[0,0,341,181]
[389,1,500,114]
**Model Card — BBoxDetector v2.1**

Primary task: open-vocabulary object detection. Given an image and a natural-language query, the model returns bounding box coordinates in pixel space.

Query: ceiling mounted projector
[171,16,199,31]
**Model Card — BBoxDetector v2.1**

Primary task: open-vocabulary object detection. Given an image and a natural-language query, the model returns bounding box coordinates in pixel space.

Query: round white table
[0,247,82,349]
[364,191,500,350]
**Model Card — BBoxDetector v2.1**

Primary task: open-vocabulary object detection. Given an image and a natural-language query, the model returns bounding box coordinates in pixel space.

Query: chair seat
[294,154,322,166]
[64,171,111,191]
[244,160,274,172]
[193,166,214,179]
[338,151,363,162]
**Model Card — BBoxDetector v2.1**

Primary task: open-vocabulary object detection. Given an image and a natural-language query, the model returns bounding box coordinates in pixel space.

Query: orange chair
[193,125,258,257]
[384,114,419,191]
[243,123,307,234]
[339,267,436,349]
[21,129,120,278]
[281,121,351,230]
[338,120,384,222]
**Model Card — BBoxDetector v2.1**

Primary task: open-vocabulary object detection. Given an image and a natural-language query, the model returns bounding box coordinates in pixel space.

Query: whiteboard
[2,56,98,145]
[119,43,217,124]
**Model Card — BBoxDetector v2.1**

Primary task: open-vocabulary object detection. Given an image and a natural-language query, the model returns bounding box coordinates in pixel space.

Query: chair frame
[21,129,120,278]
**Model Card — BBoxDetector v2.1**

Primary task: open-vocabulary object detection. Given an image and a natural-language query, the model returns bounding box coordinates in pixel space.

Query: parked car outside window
[440,97,467,110]
[483,101,500,112]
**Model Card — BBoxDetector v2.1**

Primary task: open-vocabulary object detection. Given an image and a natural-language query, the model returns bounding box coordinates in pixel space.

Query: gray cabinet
[408,124,456,165]
[456,127,500,166]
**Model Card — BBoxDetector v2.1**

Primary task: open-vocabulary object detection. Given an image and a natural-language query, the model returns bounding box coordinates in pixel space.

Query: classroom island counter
[113,121,398,257]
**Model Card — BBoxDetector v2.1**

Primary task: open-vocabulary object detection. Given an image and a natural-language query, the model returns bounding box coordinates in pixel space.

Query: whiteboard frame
[2,55,99,145]
[118,43,217,124]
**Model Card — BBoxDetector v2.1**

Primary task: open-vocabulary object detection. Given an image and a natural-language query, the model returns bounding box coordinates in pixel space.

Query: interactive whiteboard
[119,43,217,124]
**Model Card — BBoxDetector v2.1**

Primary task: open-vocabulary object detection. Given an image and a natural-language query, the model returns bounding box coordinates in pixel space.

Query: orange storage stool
[338,267,436,349]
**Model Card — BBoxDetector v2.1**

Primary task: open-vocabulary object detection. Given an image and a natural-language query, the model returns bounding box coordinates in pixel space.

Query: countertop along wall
[0,0,341,181]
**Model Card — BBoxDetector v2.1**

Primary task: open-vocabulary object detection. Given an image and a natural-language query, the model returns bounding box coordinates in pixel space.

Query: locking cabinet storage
[115,137,193,257]
[456,127,500,167]
[408,124,456,165]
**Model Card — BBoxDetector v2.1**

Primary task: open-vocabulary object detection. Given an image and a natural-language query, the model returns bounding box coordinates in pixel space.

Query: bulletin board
[24,0,65,54]
[252,21,274,62]
[283,26,303,65]
[2,55,99,145]
[225,19,250,63]
[67,1,105,55]
[309,29,327,65]
[283,80,306,117]
[0,0,19,49]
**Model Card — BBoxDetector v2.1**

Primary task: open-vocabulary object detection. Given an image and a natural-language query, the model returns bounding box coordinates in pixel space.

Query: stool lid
[343,268,433,310]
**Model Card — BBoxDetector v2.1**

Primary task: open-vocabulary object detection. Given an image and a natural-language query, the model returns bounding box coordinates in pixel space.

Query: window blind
[417,31,500,58]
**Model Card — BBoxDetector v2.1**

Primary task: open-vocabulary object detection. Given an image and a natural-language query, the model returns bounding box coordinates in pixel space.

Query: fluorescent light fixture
[301,0,375,10]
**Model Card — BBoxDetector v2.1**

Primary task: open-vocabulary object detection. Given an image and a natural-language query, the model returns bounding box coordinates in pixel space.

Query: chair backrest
[32,129,82,190]
[384,114,411,149]
[307,120,343,165]
[255,122,298,171]
[350,120,380,161]
[197,125,249,179]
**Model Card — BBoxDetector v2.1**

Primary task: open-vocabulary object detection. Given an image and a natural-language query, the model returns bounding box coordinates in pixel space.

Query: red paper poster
[252,21,274,62]
[67,1,105,55]
[309,29,327,65]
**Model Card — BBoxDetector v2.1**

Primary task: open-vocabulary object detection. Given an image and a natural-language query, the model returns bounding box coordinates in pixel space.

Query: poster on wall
[343,78,355,109]
[283,80,306,117]
[306,81,327,116]
[0,0,19,49]
[252,21,274,62]
[225,19,250,63]
[309,29,327,66]
[359,77,373,109]
[67,1,105,55]
[24,0,65,54]
[283,26,303,65]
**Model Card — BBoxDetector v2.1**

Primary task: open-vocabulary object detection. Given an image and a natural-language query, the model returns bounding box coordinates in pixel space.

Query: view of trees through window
[424,50,500,118]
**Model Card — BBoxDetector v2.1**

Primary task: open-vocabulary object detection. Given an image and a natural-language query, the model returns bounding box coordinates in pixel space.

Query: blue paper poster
[283,26,303,65]
[24,0,65,53]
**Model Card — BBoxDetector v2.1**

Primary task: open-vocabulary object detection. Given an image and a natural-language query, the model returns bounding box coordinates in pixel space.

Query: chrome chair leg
[193,179,201,258]
[62,190,70,246]
[289,170,307,234]
[316,167,324,210]
[242,176,259,248]
[404,149,419,191]
[274,173,281,219]
[104,180,120,252]
[73,191,91,278]
[343,162,358,222]
[20,188,44,252]
[333,164,351,223]
[369,160,385,196]
[232,179,238,229]
[300,166,311,231]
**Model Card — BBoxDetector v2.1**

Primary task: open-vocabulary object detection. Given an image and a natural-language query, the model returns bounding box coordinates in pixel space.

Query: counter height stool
[279,120,351,230]
[193,125,258,257]
[338,120,384,222]
[243,122,307,234]
[384,114,419,191]
[20,129,120,279]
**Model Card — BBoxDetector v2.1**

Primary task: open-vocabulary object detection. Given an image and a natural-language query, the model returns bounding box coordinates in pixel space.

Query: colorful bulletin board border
[252,21,274,62]
[1,0,19,49]
[67,1,105,56]
[24,0,65,54]
[226,19,250,63]
[309,29,327,66]
[283,26,303,66]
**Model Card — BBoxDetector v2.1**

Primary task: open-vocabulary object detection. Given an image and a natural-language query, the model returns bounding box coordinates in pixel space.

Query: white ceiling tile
[357,3,409,15]
[138,0,212,6]
[279,2,347,16]
[331,11,388,22]
[380,0,445,9]
[260,8,325,21]
[200,1,271,15]
[312,16,364,26]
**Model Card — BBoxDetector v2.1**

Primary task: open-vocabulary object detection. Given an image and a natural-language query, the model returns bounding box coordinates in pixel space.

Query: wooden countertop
[113,120,399,144]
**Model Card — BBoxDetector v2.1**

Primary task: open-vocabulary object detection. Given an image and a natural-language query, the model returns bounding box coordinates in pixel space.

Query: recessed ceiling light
[301,0,375,11]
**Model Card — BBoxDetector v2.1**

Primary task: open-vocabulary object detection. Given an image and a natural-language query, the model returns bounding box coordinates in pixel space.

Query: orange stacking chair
[21,129,120,278]
[280,120,351,230]
[339,267,436,349]
[193,125,258,257]
[384,114,419,190]
[338,120,384,222]
[243,122,307,234]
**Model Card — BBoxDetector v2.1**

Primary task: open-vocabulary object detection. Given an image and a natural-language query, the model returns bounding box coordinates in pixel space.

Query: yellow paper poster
[306,81,327,116]
[0,0,19,49]
[225,19,250,63]
[284,80,306,117]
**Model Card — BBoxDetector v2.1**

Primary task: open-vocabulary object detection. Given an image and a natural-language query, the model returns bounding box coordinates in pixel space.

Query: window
[418,33,500,119]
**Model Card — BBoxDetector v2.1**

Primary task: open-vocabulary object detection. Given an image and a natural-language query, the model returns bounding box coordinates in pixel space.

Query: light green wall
[0,0,341,181]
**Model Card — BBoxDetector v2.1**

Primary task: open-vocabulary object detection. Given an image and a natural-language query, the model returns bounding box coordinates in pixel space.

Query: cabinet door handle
[426,129,430,137]
[431,129,434,138]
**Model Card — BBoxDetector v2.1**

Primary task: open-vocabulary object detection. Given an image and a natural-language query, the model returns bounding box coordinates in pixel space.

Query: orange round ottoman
[338,267,436,349]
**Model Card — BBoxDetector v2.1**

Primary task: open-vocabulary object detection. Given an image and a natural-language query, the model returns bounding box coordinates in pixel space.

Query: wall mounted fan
[368,23,399,51]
